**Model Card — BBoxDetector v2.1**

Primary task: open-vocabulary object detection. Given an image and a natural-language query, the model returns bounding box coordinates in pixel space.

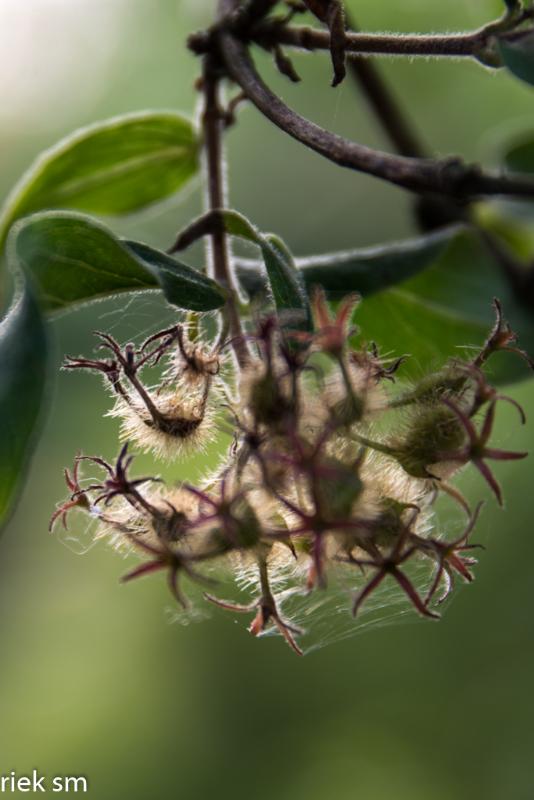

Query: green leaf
[0,111,200,250]
[298,225,460,298]
[0,278,49,531]
[11,212,156,311]
[354,229,534,385]
[236,225,460,299]
[221,210,312,331]
[124,240,227,312]
[499,31,534,87]
[501,131,534,174]
[10,212,226,313]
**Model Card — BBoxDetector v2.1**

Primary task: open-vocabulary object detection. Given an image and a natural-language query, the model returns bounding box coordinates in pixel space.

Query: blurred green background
[1,1,534,797]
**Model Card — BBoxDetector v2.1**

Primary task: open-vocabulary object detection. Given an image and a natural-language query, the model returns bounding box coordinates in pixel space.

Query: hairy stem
[342,10,427,159]
[254,24,497,61]
[252,8,534,65]
[215,23,534,201]
[338,14,533,298]
[211,1,534,306]
[341,13,470,231]
[201,55,250,367]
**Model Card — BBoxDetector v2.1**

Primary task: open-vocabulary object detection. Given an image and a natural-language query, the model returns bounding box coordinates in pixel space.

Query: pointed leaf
[0,111,200,250]
[298,225,460,297]
[0,278,49,531]
[236,225,460,299]
[10,212,226,313]
[221,210,312,331]
[124,240,226,312]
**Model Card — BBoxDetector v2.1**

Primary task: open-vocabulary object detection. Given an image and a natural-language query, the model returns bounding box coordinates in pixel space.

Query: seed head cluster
[51,293,531,655]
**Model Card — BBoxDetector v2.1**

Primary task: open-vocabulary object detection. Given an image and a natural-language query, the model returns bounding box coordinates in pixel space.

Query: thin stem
[252,9,534,65]
[257,551,272,601]
[350,432,396,459]
[215,19,534,201]
[201,55,250,368]
[255,24,491,60]
[212,1,534,304]
[341,12,470,231]
[343,11,427,159]
[202,57,231,286]
[338,15,534,297]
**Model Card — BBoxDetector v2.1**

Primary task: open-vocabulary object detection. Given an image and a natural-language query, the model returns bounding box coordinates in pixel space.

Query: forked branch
[214,14,534,201]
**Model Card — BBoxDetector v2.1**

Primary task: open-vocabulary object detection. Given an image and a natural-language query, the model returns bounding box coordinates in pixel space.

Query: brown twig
[201,55,251,368]
[214,18,534,201]
[340,12,470,231]
[337,12,532,297]
[251,11,534,65]
[342,11,427,160]
[206,1,534,307]
[253,23,496,61]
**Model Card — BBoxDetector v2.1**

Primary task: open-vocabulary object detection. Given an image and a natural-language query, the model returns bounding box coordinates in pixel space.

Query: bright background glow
[1,3,534,800]
[0,0,127,128]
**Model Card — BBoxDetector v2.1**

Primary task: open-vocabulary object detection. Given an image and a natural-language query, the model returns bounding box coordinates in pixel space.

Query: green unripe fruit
[394,403,466,478]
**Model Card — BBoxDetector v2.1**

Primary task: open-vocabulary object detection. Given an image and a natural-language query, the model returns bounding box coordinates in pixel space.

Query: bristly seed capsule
[52,296,531,654]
